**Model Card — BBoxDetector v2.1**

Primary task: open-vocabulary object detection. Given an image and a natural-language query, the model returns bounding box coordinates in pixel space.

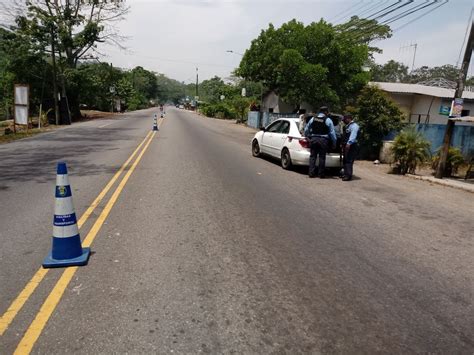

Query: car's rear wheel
[281,148,292,170]
[252,139,261,157]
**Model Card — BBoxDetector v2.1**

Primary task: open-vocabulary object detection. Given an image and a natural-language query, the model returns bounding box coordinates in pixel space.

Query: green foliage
[10,0,128,118]
[351,86,405,159]
[237,18,388,110]
[432,147,465,177]
[199,76,235,104]
[369,60,409,83]
[392,127,431,175]
[126,66,158,100]
[0,28,52,120]
[409,64,460,83]
[156,74,185,103]
[199,102,236,120]
[229,97,252,123]
[334,16,392,55]
[368,61,474,85]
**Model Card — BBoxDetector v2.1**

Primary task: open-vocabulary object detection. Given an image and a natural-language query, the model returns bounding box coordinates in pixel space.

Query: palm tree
[392,127,431,175]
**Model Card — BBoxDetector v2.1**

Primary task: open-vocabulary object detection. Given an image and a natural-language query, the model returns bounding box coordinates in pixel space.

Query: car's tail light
[298,138,310,148]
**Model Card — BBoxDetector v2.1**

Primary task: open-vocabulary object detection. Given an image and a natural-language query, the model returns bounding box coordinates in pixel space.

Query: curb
[405,174,474,194]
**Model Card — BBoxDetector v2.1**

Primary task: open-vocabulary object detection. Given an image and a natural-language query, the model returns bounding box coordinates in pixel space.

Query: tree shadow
[0,127,141,184]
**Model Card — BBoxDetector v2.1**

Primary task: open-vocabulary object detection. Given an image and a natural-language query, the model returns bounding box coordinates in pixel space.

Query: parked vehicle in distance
[251,116,343,171]
[179,104,184,109]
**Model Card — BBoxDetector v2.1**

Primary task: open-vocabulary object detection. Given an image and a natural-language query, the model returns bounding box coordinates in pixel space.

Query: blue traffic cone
[43,162,90,268]
[153,114,159,131]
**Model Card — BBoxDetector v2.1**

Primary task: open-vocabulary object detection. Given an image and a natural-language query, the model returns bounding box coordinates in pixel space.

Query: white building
[371,82,474,125]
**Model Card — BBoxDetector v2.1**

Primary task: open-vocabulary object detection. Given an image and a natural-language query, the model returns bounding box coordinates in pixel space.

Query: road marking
[0,131,153,337]
[14,131,156,355]
[98,122,114,128]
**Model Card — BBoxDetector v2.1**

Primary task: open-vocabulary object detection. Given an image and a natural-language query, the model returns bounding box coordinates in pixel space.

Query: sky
[4,0,474,83]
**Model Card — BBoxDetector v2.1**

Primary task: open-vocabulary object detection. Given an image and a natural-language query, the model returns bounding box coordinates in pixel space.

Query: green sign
[439,105,450,116]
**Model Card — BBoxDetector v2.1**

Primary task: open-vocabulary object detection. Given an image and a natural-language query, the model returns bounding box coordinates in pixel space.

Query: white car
[251,117,343,170]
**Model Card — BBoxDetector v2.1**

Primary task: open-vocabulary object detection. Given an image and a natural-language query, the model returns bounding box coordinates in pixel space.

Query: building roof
[370,82,474,100]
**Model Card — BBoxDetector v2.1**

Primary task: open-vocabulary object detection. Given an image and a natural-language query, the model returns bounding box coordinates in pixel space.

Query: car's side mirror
[260,126,266,132]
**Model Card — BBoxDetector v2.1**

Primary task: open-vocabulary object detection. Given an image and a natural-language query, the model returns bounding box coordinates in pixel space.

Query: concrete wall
[387,92,474,125]
[416,124,474,158]
[390,93,413,120]
[261,91,314,114]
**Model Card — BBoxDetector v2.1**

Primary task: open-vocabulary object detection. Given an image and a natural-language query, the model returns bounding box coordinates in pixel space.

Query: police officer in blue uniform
[304,106,337,178]
[341,114,360,181]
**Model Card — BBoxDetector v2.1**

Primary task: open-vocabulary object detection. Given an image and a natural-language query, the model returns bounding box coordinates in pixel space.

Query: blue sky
[71,0,474,82]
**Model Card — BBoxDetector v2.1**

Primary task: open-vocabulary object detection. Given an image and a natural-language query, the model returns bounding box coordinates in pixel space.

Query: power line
[329,0,365,23]
[335,0,390,28]
[342,0,439,43]
[335,1,379,25]
[372,0,414,22]
[357,0,391,19]
[382,1,439,26]
[392,0,448,32]
[364,0,403,20]
[456,7,473,68]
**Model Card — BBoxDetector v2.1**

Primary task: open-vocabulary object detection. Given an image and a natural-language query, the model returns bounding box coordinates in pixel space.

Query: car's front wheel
[281,148,292,170]
[252,139,261,157]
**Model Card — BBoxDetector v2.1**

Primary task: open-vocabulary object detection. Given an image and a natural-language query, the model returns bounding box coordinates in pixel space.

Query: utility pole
[435,18,474,179]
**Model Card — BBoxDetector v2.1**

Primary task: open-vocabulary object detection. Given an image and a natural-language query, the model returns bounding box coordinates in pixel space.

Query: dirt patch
[79,110,117,121]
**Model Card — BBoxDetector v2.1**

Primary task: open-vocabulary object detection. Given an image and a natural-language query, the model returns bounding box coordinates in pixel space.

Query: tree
[392,127,431,174]
[369,60,409,83]
[199,76,236,104]
[335,16,392,55]
[350,85,405,159]
[0,27,51,120]
[237,18,390,110]
[4,0,129,118]
[156,74,186,104]
[126,66,158,103]
[409,64,460,83]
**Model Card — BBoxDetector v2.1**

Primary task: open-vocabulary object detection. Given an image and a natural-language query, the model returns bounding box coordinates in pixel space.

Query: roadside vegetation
[391,128,431,175]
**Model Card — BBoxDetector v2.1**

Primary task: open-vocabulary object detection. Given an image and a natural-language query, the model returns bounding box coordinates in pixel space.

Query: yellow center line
[0,130,153,337]
[14,131,156,355]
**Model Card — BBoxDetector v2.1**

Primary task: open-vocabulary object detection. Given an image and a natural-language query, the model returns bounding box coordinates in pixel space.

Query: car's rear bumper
[290,149,342,168]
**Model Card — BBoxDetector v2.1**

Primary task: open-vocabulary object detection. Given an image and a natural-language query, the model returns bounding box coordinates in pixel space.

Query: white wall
[387,92,474,125]
[390,93,413,120]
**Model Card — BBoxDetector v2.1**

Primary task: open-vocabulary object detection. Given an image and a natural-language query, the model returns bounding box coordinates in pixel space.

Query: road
[0,108,473,354]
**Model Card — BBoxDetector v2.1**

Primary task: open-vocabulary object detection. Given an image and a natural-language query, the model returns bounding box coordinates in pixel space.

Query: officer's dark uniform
[308,116,330,178]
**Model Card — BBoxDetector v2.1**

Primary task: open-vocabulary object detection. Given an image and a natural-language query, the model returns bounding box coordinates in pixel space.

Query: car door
[271,120,290,156]
[261,120,283,156]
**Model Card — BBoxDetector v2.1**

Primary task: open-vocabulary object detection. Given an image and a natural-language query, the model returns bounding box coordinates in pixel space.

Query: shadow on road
[0,127,139,184]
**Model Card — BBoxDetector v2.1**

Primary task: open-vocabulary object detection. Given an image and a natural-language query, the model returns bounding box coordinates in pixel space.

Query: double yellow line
[1,119,160,354]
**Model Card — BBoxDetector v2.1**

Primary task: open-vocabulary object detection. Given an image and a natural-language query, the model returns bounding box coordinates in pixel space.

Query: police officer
[304,106,337,178]
[341,114,360,181]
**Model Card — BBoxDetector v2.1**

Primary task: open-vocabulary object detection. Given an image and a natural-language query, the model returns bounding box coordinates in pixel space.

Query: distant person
[298,108,307,135]
[304,106,337,178]
[341,114,360,181]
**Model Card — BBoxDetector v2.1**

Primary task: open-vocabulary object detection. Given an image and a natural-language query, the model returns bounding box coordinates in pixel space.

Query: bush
[350,86,405,159]
[199,102,236,119]
[391,127,431,175]
[432,147,465,177]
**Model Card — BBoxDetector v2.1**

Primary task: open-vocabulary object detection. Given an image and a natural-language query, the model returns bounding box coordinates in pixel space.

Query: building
[261,91,314,114]
[371,82,474,125]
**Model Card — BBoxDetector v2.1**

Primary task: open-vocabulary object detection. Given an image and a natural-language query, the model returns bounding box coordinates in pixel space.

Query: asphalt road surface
[0,108,473,354]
